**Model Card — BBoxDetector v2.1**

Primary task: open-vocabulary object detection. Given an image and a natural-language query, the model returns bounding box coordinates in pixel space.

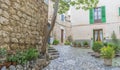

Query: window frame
[94,7,102,23]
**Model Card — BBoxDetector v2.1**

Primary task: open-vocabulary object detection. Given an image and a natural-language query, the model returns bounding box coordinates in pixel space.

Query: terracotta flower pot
[12,62,17,66]
[0,63,3,69]
[4,62,12,68]
[104,59,112,66]
[94,52,100,58]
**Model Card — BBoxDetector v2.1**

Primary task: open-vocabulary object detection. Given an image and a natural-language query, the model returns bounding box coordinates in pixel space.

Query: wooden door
[61,29,64,43]
[93,29,103,42]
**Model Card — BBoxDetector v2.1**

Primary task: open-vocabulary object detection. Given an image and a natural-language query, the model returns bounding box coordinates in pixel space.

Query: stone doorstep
[49,55,59,60]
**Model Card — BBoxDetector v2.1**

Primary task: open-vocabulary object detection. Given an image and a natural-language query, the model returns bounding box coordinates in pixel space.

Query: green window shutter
[101,6,106,23]
[89,9,94,24]
[119,7,120,16]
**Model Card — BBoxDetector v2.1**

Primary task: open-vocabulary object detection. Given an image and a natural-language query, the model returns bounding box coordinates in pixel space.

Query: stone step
[48,48,56,50]
[48,50,58,53]
[49,55,59,60]
[49,52,59,55]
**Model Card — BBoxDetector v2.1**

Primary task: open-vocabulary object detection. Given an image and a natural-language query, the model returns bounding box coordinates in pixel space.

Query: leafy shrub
[78,42,81,47]
[110,31,120,53]
[7,48,39,65]
[72,41,77,47]
[67,35,73,43]
[101,46,115,59]
[7,55,17,63]
[108,43,120,53]
[64,41,71,45]
[92,42,103,53]
[53,39,59,45]
[26,48,39,61]
[103,42,108,46]
[83,41,88,46]
[0,48,7,58]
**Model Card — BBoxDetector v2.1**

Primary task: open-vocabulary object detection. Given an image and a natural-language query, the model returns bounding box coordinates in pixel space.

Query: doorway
[93,29,103,42]
[61,29,64,43]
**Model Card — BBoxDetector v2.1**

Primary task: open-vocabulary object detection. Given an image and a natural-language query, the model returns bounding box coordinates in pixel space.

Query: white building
[48,0,72,44]
[71,0,120,46]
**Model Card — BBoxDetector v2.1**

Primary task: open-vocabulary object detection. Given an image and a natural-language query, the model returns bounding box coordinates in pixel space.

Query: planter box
[94,52,100,58]
[104,59,112,66]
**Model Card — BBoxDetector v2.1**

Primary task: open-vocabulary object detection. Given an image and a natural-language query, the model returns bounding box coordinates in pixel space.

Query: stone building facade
[0,0,48,51]
[71,0,120,47]
[48,0,72,44]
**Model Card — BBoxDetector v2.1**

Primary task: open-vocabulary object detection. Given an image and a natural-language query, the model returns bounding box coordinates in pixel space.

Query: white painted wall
[70,0,120,25]
[71,0,120,40]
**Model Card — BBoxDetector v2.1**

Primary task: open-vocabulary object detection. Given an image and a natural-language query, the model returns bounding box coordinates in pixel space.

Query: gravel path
[43,45,120,70]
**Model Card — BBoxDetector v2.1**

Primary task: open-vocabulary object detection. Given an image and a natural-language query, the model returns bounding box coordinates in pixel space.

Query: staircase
[48,47,59,60]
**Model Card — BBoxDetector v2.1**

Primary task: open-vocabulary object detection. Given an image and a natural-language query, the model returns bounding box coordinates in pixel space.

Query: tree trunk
[41,0,60,55]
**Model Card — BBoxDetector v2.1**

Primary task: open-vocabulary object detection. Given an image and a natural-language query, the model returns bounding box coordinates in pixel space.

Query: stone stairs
[48,47,59,60]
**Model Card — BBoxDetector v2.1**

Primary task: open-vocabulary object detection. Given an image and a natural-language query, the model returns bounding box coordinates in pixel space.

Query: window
[61,14,65,21]
[94,7,102,23]
[89,6,106,24]
[118,7,120,16]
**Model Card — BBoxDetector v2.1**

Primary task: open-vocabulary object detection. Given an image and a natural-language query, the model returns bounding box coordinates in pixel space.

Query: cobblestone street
[43,45,120,70]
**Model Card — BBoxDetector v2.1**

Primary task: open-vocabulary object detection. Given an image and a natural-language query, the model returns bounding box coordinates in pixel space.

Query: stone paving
[43,45,120,70]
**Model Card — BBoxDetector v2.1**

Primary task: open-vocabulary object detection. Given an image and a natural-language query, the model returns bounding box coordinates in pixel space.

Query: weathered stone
[0,16,8,23]
[16,65,23,70]
[1,66,6,70]
[4,37,10,43]
[1,3,8,9]
[9,7,16,14]
[9,65,16,70]
[11,38,18,43]
[0,9,2,15]
[13,2,20,9]
[5,0,11,5]
[12,15,20,20]
[3,11,9,18]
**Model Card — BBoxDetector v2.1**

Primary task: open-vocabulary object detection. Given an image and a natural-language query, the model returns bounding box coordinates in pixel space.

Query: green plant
[7,55,17,62]
[26,48,39,61]
[92,42,103,53]
[67,35,73,43]
[8,48,39,65]
[108,43,120,53]
[53,39,59,45]
[83,41,88,46]
[78,42,81,47]
[110,31,120,53]
[101,46,115,59]
[0,48,7,58]
[72,41,77,47]
[64,41,71,45]
[15,51,28,65]
[103,42,108,46]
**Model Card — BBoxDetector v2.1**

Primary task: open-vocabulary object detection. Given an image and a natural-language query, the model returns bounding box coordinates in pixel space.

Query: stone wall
[0,0,48,51]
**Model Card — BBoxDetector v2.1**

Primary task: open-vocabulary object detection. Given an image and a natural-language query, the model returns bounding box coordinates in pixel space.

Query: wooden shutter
[119,7,120,16]
[89,9,94,24]
[101,6,106,23]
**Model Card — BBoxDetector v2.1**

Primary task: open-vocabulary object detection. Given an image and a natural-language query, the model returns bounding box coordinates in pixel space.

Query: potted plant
[72,42,77,47]
[83,41,89,48]
[64,40,71,45]
[78,42,81,47]
[92,42,103,57]
[53,39,59,45]
[101,46,115,66]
